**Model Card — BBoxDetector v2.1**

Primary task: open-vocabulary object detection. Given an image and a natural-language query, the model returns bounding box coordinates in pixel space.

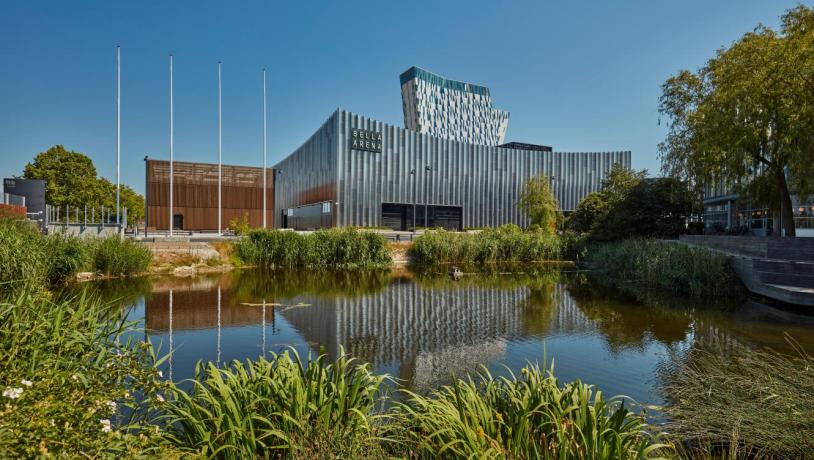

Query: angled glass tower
[400,66,509,146]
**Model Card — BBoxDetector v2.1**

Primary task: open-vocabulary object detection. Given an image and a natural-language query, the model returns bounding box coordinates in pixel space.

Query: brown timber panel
[146,160,275,230]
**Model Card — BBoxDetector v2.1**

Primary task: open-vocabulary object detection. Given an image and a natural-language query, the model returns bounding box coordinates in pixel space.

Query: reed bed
[234,228,392,268]
[411,226,563,266]
[385,363,665,459]
[660,338,814,459]
[0,217,151,292]
[161,349,389,459]
[584,239,739,298]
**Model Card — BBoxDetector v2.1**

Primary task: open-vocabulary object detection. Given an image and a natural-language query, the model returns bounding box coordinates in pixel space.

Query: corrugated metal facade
[146,159,275,231]
[274,109,631,229]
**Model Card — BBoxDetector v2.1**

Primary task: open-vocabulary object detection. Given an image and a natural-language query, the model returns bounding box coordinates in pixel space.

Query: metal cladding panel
[278,109,630,229]
[272,112,339,227]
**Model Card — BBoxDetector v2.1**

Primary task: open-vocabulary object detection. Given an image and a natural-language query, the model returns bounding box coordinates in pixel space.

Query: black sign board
[350,128,382,153]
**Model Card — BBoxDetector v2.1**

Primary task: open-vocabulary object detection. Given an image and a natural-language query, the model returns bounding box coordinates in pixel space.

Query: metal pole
[410,169,416,232]
[262,68,267,229]
[116,45,121,230]
[424,165,431,229]
[218,61,222,235]
[169,54,174,236]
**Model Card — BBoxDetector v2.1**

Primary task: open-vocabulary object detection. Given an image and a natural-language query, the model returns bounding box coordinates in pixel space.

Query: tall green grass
[234,228,392,268]
[161,349,389,459]
[385,363,665,459]
[411,225,563,266]
[584,239,740,298]
[0,218,47,293]
[660,337,814,459]
[93,235,152,276]
[0,287,174,457]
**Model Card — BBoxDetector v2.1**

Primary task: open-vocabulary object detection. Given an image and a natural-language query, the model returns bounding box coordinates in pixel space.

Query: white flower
[20,379,32,387]
[3,387,23,399]
[155,394,165,403]
[100,419,112,433]
[157,370,163,378]
[106,401,117,412]
[70,374,79,382]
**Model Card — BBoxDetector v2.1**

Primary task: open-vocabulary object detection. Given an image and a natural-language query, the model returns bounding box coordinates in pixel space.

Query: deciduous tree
[518,174,560,234]
[658,5,814,236]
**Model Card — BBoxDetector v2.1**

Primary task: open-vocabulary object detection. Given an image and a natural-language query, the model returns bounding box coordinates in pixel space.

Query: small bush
[93,236,152,276]
[0,287,173,457]
[234,228,391,268]
[411,225,563,266]
[386,364,665,459]
[161,349,389,458]
[228,212,251,236]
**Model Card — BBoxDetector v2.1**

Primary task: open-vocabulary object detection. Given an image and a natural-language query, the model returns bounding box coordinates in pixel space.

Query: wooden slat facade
[146,159,275,231]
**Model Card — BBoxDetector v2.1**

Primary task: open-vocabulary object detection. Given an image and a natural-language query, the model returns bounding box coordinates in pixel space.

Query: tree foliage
[517,174,561,234]
[566,164,694,241]
[658,5,814,236]
[23,145,144,223]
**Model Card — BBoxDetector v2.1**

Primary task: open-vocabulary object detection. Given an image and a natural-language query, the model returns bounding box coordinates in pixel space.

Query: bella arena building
[273,66,629,231]
[146,66,630,232]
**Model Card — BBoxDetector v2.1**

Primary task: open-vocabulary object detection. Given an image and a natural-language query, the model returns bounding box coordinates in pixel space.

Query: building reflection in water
[141,269,810,391]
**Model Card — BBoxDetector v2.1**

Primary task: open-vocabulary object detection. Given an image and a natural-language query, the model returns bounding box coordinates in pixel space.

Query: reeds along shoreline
[234,227,392,268]
[583,239,740,298]
[0,218,151,293]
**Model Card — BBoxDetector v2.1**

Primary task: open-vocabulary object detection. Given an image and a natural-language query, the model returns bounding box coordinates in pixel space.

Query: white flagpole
[262,68,267,229]
[218,61,222,235]
[169,54,174,237]
[116,45,121,232]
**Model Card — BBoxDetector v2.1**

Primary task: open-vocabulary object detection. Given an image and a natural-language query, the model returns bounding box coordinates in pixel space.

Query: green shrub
[161,349,389,459]
[0,287,173,457]
[411,225,563,266]
[584,239,740,298]
[0,218,47,293]
[228,212,251,236]
[386,364,666,459]
[93,236,152,276]
[234,228,391,268]
[45,232,93,285]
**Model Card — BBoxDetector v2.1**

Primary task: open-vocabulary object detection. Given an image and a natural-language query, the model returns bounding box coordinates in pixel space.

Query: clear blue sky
[0,0,804,195]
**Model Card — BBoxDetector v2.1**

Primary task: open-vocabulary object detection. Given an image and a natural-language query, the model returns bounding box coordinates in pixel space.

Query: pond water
[82,268,814,411]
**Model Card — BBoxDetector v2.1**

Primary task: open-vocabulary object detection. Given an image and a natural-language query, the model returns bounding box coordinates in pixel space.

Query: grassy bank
[234,228,391,268]
[584,239,740,298]
[411,225,573,266]
[0,288,174,457]
[0,218,151,293]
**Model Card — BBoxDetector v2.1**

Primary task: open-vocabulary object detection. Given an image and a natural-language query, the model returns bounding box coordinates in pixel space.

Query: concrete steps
[754,259,814,289]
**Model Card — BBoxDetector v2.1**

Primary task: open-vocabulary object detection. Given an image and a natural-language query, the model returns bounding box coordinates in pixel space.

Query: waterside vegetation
[0,218,151,293]
[234,227,392,268]
[584,239,740,298]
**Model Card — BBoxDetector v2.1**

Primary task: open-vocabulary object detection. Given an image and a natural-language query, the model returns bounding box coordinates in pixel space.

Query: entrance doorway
[381,203,462,231]
[173,214,184,230]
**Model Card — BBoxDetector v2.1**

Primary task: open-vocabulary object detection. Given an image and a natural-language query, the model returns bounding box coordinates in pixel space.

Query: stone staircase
[679,235,814,307]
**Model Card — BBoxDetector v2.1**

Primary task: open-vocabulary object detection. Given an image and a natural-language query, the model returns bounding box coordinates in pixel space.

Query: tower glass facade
[400,66,509,146]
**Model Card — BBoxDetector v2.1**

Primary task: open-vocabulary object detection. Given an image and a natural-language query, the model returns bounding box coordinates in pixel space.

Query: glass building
[400,66,510,146]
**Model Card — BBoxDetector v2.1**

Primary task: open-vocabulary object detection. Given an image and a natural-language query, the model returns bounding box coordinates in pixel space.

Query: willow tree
[518,174,560,234]
[658,5,814,236]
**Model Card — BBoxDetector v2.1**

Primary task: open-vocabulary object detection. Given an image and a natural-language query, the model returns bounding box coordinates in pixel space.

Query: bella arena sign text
[350,128,382,153]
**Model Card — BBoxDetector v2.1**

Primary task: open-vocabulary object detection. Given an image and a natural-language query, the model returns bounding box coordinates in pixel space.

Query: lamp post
[550,175,557,231]
[424,165,432,229]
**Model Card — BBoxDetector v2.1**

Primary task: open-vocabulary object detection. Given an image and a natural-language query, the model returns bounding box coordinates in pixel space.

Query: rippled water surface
[84,268,814,408]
